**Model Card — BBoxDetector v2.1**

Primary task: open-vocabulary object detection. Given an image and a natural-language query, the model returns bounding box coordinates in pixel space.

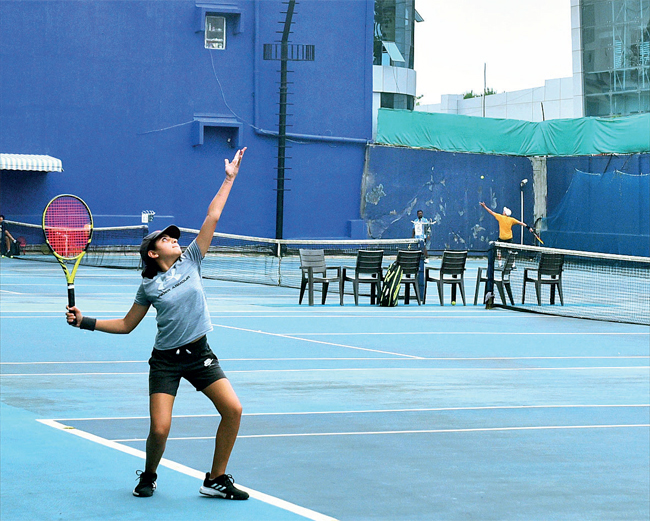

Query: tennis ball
[480,175,484,179]
[452,301,456,305]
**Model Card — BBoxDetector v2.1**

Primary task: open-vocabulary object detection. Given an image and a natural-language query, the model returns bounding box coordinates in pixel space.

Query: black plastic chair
[395,250,422,305]
[298,249,342,306]
[474,251,517,305]
[341,250,384,305]
[522,253,564,305]
[424,250,468,305]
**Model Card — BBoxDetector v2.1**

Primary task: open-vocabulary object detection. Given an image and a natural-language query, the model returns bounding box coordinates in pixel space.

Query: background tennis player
[66,148,249,500]
[479,201,529,243]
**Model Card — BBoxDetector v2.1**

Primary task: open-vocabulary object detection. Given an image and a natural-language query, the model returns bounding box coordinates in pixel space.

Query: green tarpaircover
[376,109,650,156]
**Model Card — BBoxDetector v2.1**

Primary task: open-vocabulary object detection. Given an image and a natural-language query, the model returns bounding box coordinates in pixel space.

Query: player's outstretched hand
[224,147,247,181]
[66,306,82,327]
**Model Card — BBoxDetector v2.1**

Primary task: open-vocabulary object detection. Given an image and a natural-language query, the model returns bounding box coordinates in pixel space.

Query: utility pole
[482,63,486,118]
[263,0,315,240]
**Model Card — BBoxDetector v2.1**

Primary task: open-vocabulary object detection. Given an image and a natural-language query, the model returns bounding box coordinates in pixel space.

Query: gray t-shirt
[134,240,213,350]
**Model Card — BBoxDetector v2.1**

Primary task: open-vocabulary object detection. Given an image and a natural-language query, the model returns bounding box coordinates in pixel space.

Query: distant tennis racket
[528,227,544,245]
[42,195,93,309]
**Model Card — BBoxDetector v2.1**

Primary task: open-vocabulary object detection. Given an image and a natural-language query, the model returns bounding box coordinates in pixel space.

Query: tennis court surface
[1,257,649,521]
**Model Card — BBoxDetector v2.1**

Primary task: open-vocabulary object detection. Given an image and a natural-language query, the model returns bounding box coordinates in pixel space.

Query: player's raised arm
[196,147,247,256]
[480,201,497,217]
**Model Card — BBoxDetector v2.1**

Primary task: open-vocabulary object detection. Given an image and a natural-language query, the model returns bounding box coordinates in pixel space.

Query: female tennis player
[66,148,249,500]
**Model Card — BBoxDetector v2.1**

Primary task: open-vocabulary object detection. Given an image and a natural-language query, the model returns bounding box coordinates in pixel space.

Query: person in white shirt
[412,209,431,263]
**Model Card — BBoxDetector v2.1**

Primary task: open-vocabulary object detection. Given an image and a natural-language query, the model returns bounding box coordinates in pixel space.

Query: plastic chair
[474,251,517,305]
[298,249,342,306]
[340,250,384,305]
[424,250,468,305]
[395,250,422,305]
[522,253,564,305]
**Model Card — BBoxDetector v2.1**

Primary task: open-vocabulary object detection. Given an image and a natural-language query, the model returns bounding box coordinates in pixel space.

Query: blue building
[3,1,647,256]
[1,0,375,238]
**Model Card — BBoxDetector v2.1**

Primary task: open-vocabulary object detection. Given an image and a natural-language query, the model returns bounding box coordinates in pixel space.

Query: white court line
[1,283,139,287]
[227,366,650,373]
[211,315,540,318]
[46,404,650,422]
[205,295,296,299]
[0,313,154,318]
[1,360,150,365]
[284,331,649,336]
[37,419,337,521]
[212,323,424,359]
[2,355,648,366]
[201,308,524,314]
[1,372,149,376]
[0,313,527,319]
[226,366,650,373]
[113,424,650,442]
[4,366,649,376]
[1,272,140,278]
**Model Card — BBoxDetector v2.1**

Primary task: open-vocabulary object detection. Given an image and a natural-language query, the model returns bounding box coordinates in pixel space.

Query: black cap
[140,225,181,277]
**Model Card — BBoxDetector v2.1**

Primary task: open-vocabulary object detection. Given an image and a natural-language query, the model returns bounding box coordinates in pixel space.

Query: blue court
[1,257,649,521]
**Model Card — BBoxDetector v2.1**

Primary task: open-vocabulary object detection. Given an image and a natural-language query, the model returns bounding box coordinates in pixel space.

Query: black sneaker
[133,470,157,497]
[199,473,249,500]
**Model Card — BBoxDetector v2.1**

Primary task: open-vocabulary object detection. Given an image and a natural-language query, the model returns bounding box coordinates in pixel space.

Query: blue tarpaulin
[542,170,649,256]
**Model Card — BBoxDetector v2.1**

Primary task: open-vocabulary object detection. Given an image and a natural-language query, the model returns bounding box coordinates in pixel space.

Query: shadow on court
[1,258,649,521]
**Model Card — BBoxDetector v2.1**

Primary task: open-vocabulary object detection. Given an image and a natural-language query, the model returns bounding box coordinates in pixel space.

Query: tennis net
[5,220,148,269]
[5,220,419,286]
[484,241,650,325]
[177,227,418,288]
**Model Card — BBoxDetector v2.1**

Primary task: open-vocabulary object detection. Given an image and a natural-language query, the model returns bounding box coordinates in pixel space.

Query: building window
[581,0,650,116]
[205,15,226,50]
[373,0,416,68]
[381,93,414,110]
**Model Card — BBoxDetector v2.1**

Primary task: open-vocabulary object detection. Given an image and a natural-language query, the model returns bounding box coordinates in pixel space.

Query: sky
[413,0,574,106]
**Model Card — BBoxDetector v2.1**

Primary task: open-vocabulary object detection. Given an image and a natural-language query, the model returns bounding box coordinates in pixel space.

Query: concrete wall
[417,77,575,122]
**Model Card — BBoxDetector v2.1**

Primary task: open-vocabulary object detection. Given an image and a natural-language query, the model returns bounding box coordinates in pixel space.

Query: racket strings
[44,197,92,258]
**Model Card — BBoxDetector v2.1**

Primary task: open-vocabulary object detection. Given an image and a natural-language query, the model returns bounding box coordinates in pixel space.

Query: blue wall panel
[362,145,535,251]
[0,0,373,239]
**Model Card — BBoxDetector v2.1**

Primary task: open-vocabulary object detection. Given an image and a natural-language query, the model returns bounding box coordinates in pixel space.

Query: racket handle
[67,283,75,308]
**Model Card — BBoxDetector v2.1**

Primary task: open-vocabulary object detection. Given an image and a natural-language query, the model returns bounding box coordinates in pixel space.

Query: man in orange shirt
[480,202,529,243]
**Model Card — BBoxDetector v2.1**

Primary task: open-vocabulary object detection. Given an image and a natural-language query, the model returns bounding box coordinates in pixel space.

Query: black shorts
[148,336,226,396]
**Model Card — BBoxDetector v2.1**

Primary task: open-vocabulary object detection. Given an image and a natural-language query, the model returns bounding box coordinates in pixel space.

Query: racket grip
[67,283,75,308]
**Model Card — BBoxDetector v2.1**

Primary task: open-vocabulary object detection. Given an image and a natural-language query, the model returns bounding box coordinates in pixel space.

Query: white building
[416,77,575,121]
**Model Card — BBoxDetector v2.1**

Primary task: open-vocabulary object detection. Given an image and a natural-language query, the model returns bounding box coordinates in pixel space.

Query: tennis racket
[42,195,93,309]
[527,226,544,245]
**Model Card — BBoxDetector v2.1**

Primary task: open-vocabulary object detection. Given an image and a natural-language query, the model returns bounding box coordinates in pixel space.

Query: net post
[276,241,282,286]
[485,242,496,309]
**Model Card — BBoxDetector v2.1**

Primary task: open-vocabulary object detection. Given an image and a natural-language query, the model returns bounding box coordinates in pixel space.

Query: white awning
[381,41,405,63]
[0,154,63,172]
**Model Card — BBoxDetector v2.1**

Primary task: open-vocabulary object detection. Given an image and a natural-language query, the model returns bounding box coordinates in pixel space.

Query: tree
[463,87,497,99]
